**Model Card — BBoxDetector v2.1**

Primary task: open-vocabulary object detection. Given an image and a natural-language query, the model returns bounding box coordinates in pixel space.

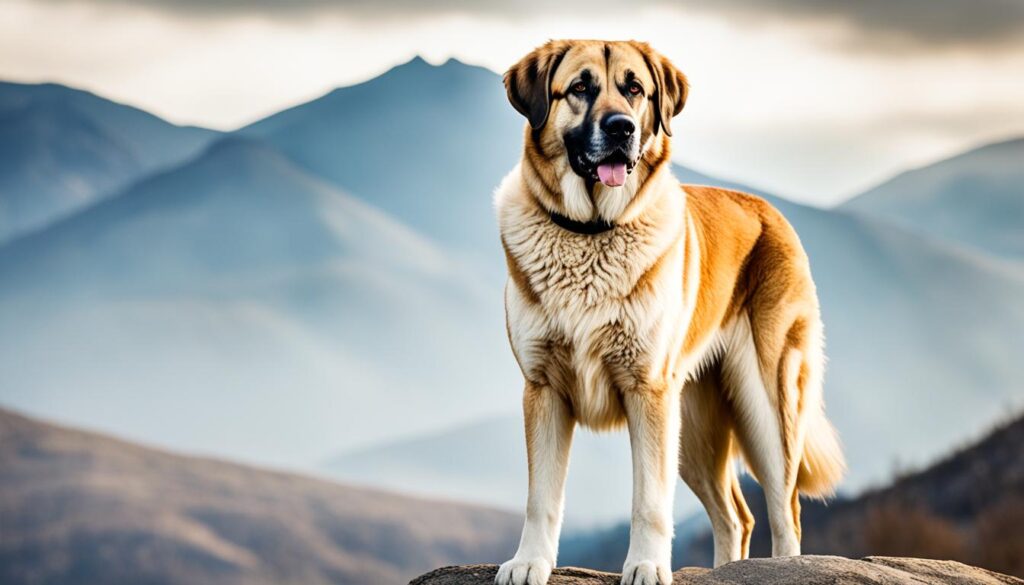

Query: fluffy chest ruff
[496,166,698,430]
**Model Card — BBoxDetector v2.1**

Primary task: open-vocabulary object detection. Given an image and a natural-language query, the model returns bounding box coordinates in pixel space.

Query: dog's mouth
[590,151,634,187]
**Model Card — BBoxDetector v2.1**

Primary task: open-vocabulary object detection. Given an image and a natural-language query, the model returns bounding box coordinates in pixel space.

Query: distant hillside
[0,136,518,468]
[0,407,521,585]
[0,81,218,242]
[841,137,1024,262]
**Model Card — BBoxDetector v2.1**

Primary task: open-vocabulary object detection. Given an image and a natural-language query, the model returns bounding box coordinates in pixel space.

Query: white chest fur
[496,167,693,427]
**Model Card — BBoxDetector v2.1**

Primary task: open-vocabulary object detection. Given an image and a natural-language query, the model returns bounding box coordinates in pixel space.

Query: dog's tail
[796,406,846,498]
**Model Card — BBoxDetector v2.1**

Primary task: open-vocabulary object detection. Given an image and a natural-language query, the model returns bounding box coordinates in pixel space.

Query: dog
[494,40,846,585]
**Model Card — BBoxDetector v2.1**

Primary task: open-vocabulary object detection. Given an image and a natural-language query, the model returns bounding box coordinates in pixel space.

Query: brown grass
[862,500,966,560]
[974,496,1024,578]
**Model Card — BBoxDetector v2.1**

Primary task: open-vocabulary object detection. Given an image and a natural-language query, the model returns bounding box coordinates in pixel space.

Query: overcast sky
[3,0,1023,204]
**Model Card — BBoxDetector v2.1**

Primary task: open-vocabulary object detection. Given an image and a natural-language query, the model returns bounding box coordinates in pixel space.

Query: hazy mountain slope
[0,137,519,468]
[0,81,218,241]
[841,137,1024,261]
[0,407,521,585]
[240,57,523,262]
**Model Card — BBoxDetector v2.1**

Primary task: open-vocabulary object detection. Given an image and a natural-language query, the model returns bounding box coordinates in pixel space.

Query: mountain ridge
[0,80,219,242]
[841,135,1024,262]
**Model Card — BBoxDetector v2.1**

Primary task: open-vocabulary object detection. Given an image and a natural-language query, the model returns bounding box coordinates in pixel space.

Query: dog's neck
[548,211,615,235]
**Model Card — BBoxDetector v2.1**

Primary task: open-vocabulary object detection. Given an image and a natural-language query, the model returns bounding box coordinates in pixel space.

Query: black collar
[549,212,615,235]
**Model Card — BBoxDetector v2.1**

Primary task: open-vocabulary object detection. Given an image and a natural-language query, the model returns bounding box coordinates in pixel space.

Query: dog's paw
[620,559,671,585]
[495,556,553,585]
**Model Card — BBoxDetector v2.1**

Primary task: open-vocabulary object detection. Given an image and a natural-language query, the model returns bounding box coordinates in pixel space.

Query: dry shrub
[974,496,1024,578]
[862,500,966,560]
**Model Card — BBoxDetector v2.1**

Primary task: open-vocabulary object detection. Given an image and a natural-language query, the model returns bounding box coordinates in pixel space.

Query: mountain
[0,407,521,585]
[841,137,1024,262]
[240,57,523,265]
[0,136,519,468]
[0,81,218,242]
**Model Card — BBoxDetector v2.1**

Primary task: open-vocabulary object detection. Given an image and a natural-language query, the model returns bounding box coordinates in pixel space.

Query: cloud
[704,0,1024,51]
[33,0,1024,52]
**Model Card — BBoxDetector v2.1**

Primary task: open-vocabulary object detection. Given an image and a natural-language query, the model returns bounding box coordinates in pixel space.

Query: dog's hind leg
[497,383,575,585]
[721,315,802,558]
[678,363,754,567]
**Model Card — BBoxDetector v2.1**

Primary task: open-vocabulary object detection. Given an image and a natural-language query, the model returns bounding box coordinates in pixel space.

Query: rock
[410,556,1024,585]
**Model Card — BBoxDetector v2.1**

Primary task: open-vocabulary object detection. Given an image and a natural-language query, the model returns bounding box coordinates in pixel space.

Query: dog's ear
[637,43,688,137]
[504,42,568,130]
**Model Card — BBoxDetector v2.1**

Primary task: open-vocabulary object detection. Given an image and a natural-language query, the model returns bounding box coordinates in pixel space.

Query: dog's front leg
[496,382,575,585]
[622,386,680,585]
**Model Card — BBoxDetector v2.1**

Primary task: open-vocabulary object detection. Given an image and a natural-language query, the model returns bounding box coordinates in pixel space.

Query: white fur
[720,315,800,559]
[559,173,596,222]
[496,388,572,585]
[593,172,640,222]
[622,388,680,585]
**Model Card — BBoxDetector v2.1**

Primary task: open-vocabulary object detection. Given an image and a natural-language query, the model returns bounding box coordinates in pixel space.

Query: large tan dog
[494,40,846,585]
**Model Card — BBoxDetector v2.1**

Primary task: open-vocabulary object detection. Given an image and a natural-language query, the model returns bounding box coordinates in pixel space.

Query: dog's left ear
[504,42,568,130]
[637,43,689,137]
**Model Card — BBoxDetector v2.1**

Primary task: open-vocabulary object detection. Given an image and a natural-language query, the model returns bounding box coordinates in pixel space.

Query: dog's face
[505,40,687,190]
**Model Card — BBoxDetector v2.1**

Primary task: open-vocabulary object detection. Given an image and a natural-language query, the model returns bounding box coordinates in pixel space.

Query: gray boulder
[410,556,1023,584]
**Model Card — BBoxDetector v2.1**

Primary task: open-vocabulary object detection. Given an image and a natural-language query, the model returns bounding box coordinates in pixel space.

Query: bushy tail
[797,408,846,498]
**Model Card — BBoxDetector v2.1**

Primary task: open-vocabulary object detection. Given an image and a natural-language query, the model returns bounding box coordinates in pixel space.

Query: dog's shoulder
[682,184,765,253]
[683,184,802,246]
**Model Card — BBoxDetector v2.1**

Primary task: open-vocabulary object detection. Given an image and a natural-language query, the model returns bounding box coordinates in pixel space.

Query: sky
[3,0,1024,204]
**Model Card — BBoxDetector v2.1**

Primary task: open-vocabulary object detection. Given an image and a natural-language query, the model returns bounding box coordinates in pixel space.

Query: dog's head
[505,40,687,220]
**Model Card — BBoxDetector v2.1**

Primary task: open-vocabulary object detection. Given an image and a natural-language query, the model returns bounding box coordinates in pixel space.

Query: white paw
[621,559,671,585]
[495,556,553,585]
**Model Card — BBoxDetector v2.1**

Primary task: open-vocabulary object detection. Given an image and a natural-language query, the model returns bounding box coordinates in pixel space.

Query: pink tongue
[597,162,627,187]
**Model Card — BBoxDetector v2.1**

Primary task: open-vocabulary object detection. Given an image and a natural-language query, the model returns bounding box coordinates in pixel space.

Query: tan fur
[496,40,844,583]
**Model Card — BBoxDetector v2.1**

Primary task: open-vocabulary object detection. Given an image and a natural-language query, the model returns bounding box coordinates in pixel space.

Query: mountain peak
[403,54,430,67]
[394,55,467,69]
[381,54,494,82]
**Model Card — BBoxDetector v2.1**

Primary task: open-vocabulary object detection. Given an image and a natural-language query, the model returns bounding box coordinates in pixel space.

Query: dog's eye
[627,82,643,96]
[571,82,588,94]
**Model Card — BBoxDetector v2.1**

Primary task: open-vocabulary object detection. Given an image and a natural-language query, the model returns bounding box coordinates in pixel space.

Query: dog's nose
[601,113,636,139]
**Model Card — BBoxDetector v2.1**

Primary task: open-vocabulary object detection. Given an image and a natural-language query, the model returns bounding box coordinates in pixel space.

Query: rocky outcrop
[411,556,1024,585]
